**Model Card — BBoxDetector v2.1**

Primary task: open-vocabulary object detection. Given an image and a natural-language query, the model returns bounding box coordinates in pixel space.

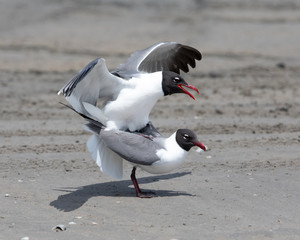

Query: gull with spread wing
[58,42,201,132]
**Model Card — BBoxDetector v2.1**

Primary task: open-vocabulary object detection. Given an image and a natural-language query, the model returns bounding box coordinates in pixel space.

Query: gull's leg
[130,167,155,198]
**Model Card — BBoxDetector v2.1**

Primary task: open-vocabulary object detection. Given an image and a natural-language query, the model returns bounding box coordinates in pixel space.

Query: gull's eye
[183,134,190,140]
[173,77,181,83]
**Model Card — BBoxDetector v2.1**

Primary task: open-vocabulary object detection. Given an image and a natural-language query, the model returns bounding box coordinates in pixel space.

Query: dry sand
[1,0,300,239]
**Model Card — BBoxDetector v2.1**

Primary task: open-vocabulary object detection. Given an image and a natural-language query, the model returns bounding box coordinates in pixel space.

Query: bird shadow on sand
[50,171,192,212]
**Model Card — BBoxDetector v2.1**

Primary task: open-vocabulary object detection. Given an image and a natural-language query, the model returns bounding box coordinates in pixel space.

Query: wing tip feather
[57,89,63,95]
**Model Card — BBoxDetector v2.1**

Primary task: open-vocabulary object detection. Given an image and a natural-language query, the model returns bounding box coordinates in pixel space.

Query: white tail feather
[87,134,123,179]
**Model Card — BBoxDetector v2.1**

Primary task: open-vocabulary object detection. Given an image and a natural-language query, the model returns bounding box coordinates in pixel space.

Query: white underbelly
[104,104,150,131]
[138,159,185,174]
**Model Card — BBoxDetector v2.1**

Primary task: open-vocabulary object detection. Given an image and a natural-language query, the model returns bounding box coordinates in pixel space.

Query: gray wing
[58,58,126,114]
[58,58,99,97]
[100,130,162,166]
[112,42,202,79]
[136,121,162,138]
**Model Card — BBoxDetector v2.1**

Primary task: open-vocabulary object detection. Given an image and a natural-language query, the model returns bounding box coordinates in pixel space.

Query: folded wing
[100,129,161,166]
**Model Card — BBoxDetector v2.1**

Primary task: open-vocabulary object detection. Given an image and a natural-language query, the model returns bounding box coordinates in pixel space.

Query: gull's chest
[104,79,163,118]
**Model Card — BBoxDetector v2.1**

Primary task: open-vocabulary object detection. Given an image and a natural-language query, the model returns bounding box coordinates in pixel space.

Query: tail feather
[87,135,123,179]
[61,102,123,179]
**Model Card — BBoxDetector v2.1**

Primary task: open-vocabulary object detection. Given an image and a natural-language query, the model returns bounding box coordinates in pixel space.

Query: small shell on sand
[52,224,66,231]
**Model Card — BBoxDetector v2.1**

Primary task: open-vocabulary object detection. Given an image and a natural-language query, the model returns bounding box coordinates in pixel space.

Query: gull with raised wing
[58,42,201,132]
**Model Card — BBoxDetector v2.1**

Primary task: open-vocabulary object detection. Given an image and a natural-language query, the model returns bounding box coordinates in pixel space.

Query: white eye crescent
[183,134,189,140]
[173,77,180,83]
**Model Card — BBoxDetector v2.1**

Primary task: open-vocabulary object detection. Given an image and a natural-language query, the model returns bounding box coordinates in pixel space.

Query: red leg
[131,167,141,194]
[130,167,154,198]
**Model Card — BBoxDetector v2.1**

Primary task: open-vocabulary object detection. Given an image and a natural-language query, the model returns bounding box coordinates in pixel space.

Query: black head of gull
[176,129,207,151]
[162,71,199,100]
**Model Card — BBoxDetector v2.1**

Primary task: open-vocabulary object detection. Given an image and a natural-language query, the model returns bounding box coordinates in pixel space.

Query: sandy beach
[1,0,300,239]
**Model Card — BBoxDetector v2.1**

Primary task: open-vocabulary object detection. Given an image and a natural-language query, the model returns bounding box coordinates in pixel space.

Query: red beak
[177,84,199,100]
[192,141,207,151]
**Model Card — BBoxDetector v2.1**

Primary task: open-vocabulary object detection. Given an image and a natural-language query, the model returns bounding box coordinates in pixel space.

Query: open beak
[177,84,199,100]
[192,140,207,151]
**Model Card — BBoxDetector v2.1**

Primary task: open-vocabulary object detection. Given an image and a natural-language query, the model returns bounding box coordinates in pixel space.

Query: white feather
[139,133,187,174]
[103,72,164,131]
[87,134,123,179]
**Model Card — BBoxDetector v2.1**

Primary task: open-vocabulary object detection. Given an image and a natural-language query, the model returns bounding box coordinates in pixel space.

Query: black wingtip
[59,102,88,120]
[59,102,105,130]
[175,44,202,73]
[59,102,75,111]
[182,45,202,61]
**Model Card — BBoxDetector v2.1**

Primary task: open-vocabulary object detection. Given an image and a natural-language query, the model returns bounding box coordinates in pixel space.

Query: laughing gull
[63,103,207,198]
[58,42,201,132]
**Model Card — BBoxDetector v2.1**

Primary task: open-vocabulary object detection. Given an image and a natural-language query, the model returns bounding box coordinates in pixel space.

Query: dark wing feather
[136,121,162,138]
[60,102,104,133]
[138,43,202,74]
[112,42,201,78]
